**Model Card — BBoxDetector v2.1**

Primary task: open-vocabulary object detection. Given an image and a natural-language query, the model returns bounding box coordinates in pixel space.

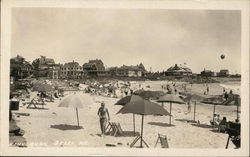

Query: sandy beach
[10,81,240,149]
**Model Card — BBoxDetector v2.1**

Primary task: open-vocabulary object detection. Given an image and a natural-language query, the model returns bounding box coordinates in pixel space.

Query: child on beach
[97,102,110,136]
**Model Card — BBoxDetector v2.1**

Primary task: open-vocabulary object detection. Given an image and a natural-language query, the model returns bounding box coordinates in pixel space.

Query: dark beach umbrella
[33,83,54,92]
[201,95,225,124]
[115,94,143,105]
[182,94,205,122]
[134,90,165,100]
[157,94,185,125]
[222,94,241,121]
[115,94,144,136]
[117,99,170,148]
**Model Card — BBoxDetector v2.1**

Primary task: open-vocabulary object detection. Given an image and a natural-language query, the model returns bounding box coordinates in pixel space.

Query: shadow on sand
[148,122,175,127]
[105,131,140,137]
[50,124,83,130]
[210,129,227,134]
[26,107,48,110]
[191,123,214,129]
[119,131,140,137]
[175,118,197,123]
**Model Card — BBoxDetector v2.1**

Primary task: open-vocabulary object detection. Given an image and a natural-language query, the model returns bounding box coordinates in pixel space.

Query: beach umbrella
[58,93,93,127]
[182,94,205,122]
[201,95,225,124]
[134,90,165,100]
[115,94,143,105]
[33,83,54,92]
[117,99,170,148]
[157,94,185,125]
[222,94,241,121]
[115,94,144,136]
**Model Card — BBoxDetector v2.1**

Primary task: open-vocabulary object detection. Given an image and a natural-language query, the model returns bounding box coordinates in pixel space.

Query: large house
[32,56,59,79]
[83,59,108,77]
[218,69,229,77]
[110,63,147,77]
[10,55,33,80]
[165,64,192,76]
[200,69,216,77]
[60,61,83,79]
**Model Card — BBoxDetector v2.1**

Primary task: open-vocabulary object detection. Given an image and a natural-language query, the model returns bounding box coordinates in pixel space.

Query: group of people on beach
[223,88,233,100]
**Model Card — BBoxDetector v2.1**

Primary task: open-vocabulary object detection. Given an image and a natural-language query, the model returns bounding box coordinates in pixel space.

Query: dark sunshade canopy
[157,94,185,104]
[201,95,224,105]
[157,94,185,125]
[117,99,170,148]
[117,99,171,116]
[33,83,54,92]
[201,94,241,123]
[114,94,144,136]
[134,90,165,100]
[115,94,144,106]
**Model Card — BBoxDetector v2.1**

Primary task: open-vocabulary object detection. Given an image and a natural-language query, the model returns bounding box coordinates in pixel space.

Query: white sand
[13,87,238,148]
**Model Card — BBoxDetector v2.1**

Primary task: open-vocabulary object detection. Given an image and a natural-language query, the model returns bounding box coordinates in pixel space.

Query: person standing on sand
[97,102,110,136]
[187,101,191,113]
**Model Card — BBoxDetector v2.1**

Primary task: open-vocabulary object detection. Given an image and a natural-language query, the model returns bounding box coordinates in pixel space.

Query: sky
[11,8,241,74]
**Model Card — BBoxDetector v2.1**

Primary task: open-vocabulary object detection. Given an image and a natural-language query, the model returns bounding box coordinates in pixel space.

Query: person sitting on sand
[218,117,228,133]
[210,114,220,126]
[97,102,110,136]
[229,90,233,94]
[224,92,229,100]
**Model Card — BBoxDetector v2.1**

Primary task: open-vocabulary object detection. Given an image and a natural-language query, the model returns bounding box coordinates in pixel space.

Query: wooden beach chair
[225,122,241,149]
[25,97,45,109]
[154,134,169,148]
[105,122,123,136]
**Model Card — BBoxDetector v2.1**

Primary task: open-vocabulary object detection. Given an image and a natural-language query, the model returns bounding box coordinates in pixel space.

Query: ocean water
[130,80,241,95]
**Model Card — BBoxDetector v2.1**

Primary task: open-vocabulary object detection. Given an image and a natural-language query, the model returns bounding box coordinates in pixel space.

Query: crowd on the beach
[9,78,241,148]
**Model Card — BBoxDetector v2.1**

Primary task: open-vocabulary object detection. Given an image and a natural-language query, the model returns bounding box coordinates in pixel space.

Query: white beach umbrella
[58,93,93,127]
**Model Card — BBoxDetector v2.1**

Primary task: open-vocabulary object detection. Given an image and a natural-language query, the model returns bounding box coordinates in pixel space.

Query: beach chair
[105,122,123,136]
[225,122,241,149]
[25,97,45,109]
[154,134,169,148]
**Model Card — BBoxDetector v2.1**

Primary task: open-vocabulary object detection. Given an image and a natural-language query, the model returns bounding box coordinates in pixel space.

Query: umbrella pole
[140,115,144,148]
[236,97,239,121]
[133,114,135,136]
[194,101,196,121]
[213,104,215,125]
[169,102,172,126]
[161,102,164,107]
[76,108,80,127]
